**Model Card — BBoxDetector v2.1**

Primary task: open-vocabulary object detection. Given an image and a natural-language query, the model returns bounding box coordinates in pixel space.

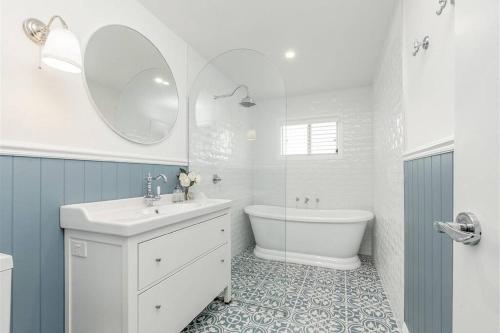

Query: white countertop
[60,195,231,237]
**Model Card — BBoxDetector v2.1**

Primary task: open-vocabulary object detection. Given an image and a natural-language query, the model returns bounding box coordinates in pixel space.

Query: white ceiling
[139,0,397,96]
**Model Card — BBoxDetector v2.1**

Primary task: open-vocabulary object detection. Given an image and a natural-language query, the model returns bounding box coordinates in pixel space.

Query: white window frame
[280,117,342,160]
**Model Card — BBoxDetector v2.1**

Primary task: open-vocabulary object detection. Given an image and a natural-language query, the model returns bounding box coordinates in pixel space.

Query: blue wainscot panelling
[0,156,184,333]
[404,152,453,333]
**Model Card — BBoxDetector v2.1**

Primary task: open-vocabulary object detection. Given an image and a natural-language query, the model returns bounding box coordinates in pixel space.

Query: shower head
[214,84,256,108]
[240,96,256,108]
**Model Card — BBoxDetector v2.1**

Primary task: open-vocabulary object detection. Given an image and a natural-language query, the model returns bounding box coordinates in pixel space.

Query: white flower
[194,174,202,184]
[188,172,197,181]
[179,173,191,187]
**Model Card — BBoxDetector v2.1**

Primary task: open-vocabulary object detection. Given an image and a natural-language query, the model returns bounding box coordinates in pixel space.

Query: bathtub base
[254,246,361,270]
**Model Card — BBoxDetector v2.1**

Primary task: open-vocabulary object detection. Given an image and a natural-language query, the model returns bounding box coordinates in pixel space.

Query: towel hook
[436,0,455,16]
[413,36,430,57]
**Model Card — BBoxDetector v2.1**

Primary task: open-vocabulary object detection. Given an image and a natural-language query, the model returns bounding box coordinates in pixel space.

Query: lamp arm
[23,15,70,45]
[46,15,69,30]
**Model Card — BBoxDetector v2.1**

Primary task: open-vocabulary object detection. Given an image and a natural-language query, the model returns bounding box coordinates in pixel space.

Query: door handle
[434,212,481,246]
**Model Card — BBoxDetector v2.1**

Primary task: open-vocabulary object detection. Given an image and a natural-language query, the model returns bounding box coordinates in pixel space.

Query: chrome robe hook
[436,0,455,15]
[413,36,430,57]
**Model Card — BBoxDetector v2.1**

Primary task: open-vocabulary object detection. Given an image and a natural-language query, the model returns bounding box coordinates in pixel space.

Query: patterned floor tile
[183,248,399,333]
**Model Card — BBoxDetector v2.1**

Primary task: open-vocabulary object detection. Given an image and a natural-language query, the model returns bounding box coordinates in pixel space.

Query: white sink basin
[60,195,231,236]
[140,202,203,216]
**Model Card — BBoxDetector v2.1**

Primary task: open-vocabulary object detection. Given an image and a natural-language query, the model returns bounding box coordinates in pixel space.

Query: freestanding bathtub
[244,205,374,270]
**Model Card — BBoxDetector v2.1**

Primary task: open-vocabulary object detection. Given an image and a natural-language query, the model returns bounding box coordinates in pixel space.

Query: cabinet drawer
[138,245,229,333]
[138,214,228,290]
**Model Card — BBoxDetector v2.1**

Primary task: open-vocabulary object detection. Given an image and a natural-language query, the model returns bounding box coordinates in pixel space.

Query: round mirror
[84,25,179,144]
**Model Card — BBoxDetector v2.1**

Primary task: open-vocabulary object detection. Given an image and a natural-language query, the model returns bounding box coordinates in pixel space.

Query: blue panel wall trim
[404,152,453,333]
[0,155,185,333]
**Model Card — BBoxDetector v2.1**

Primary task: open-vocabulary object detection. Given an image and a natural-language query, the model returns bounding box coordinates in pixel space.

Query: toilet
[0,253,12,333]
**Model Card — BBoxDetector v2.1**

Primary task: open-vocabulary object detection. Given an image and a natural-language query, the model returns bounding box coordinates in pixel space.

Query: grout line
[83,161,87,202]
[345,270,348,329]
[39,158,42,332]
[285,265,310,330]
[10,157,14,254]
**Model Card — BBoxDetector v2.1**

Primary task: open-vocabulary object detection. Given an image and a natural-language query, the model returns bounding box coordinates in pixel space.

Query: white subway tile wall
[254,88,374,255]
[373,4,404,327]
[188,38,403,276]
[252,98,287,208]
[189,64,257,257]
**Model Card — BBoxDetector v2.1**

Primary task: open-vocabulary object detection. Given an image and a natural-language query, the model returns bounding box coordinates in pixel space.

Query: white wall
[1,0,189,164]
[255,88,374,255]
[454,0,500,331]
[403,0,454,154]
[373,3,404,327]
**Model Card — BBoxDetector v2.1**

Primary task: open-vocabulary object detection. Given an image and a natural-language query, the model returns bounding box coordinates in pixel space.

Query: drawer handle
[155,258,162,263]
[221,259,225,263]
[155,305,162,310]
[221,229,225,232]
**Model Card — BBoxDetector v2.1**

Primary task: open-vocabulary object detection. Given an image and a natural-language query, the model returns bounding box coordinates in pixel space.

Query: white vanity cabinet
[60,197,231,333]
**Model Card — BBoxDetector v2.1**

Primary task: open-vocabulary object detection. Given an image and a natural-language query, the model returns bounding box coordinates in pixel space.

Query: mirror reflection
[84,25,178,144]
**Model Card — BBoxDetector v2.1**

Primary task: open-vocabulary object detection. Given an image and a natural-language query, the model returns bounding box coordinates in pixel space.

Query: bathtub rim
[253,245,361,270]
[244,205,374,224]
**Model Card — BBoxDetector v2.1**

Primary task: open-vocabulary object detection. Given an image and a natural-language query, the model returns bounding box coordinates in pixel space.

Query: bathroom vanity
[60,196,231,333]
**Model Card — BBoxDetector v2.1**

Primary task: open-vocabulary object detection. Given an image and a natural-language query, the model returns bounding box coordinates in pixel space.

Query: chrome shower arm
[214,85,249,99]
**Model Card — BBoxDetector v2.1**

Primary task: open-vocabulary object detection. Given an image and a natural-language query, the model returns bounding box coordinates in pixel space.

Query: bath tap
[304,197,310,204]
[295,197,300,208]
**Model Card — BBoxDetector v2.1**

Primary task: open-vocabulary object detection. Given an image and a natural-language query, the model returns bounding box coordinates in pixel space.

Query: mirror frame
[82,24,180,145]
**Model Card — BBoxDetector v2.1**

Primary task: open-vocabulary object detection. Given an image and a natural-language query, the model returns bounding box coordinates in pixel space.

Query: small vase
[184,187,189,201]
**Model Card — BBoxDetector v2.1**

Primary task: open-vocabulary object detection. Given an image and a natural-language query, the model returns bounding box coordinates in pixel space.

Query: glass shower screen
[188,48,288,315]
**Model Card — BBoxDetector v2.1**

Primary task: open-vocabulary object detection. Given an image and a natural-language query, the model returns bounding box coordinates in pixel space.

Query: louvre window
[281,121,339,156]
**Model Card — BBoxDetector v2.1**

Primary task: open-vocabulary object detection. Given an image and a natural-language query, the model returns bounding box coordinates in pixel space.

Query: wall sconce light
[23,16,82,73]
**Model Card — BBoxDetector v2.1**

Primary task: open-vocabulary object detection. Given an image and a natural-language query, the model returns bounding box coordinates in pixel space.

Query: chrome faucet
[156,174,168,183]
[304,197,310,204]
[144,173,168,206]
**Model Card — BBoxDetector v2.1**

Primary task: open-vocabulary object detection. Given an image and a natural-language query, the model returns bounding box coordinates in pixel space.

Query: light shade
[247,129,257,141]
[42,28,82,73]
